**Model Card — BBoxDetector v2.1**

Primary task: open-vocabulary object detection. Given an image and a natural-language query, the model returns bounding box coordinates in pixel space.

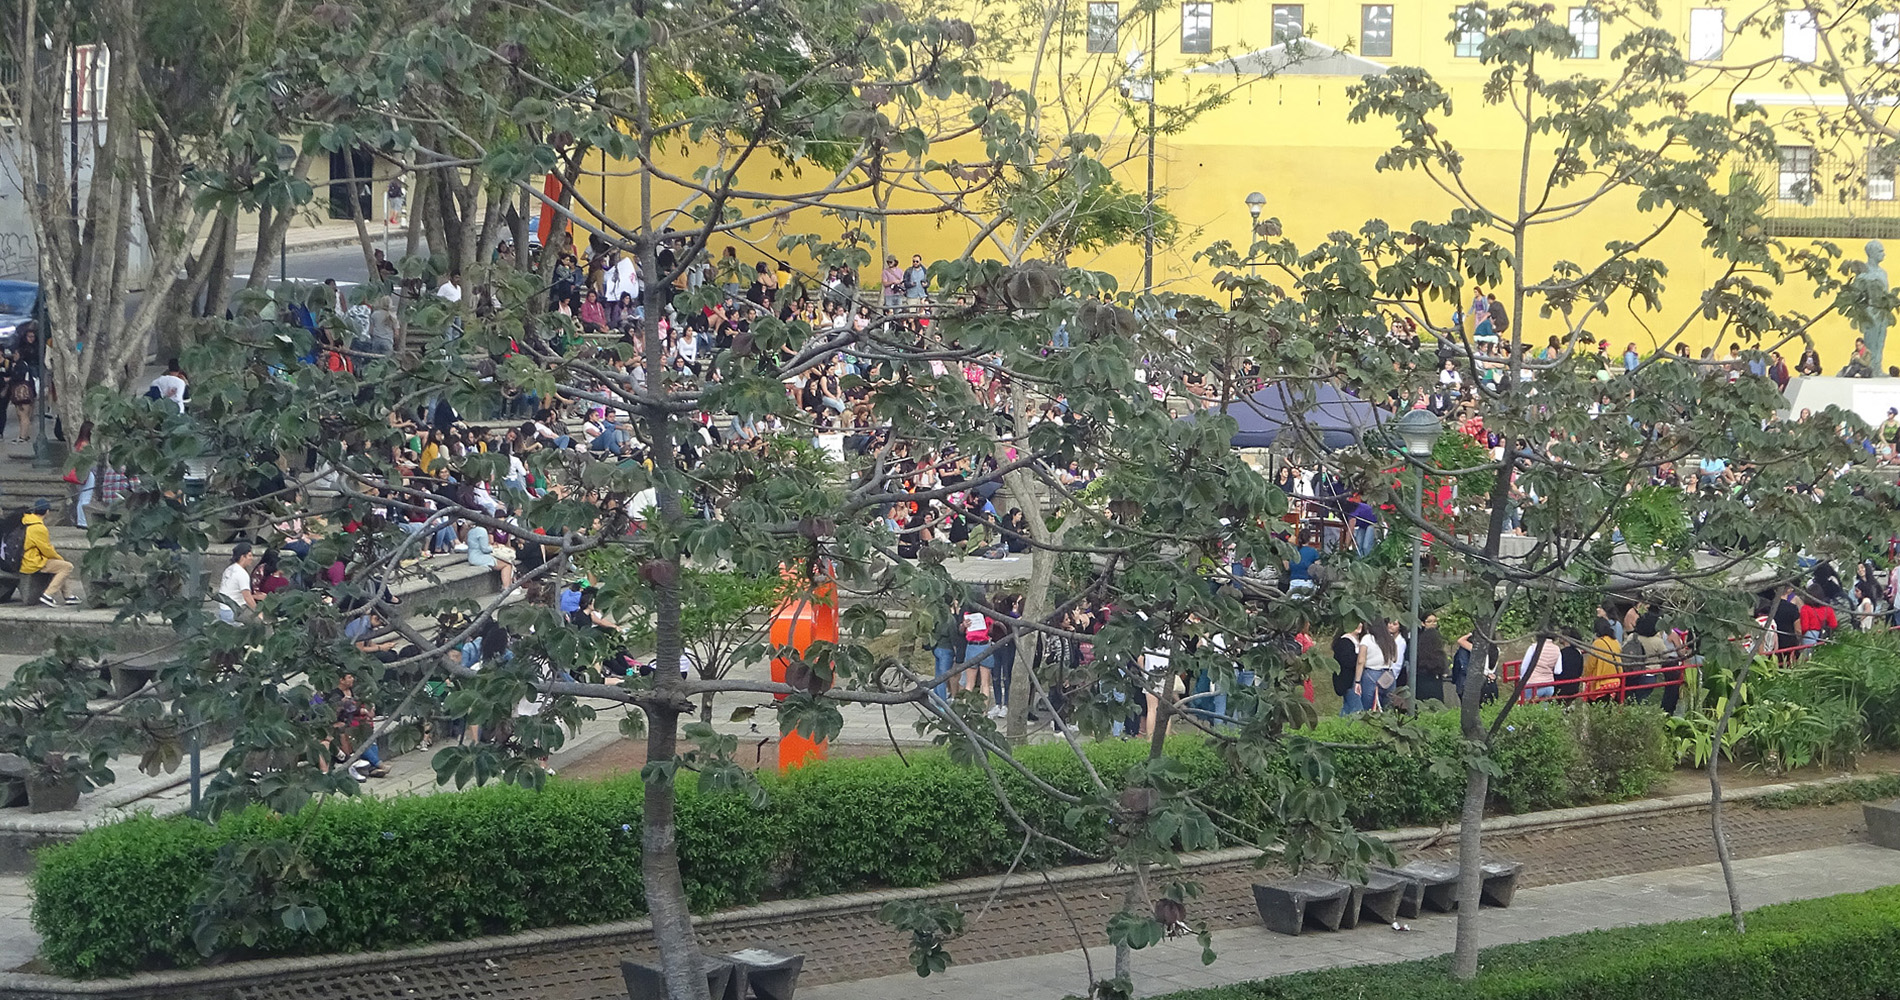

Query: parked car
[0,280,41,351]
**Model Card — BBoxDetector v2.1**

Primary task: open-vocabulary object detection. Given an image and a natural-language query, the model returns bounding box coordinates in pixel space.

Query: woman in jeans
[1524,633,1562,700]
[1357,620,1404,712]
[1332,623,1365,715]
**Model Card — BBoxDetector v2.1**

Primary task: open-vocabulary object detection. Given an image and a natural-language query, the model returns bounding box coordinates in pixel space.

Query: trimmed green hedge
[32,703,1670,977]
[1159,884,1900,1000]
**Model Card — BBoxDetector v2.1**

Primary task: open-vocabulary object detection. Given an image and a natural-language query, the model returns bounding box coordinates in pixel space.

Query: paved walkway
[802,843,1900,1000]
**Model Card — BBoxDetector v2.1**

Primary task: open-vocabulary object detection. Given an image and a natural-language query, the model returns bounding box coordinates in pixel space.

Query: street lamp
[1244,192,1266,265]
[1394,406,1443,713]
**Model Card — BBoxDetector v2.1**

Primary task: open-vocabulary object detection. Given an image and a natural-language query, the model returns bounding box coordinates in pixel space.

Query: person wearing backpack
[19,500,76,606]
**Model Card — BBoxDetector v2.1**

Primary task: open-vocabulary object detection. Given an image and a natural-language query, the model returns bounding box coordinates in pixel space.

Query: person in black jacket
[1333,623,1364,715]
[1413,615,1449,705]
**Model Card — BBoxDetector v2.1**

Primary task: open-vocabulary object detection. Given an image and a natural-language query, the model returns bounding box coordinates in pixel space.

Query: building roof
[1191,39,1391,78]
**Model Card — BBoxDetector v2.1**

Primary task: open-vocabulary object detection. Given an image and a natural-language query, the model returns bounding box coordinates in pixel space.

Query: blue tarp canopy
[1210,381,1390,450]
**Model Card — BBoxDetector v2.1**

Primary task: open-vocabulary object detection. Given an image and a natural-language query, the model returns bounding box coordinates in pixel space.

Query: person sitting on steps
[21,500,77,607]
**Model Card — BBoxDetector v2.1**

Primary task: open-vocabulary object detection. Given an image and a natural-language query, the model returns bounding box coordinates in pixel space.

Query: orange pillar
[770,581,839,772]
[536,173,565,245]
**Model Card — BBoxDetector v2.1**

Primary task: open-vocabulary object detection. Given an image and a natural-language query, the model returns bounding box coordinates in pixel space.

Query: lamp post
[1244,191,1265,244]
[1394,406,1443,713]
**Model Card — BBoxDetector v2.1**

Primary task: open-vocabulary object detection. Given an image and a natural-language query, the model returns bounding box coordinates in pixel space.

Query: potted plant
[25,753,93,813]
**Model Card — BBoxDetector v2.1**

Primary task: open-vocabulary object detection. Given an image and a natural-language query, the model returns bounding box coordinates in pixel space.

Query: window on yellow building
[1873,11,1900,64]
[1872,148,1897,201]
[1688,8,1723,61]
[1087,2,1119,53]
[1362,4,1394,57]
[1182,2,1213,52]
[1273,4,1304,43]
[1568,7,1600,58]
[1783,9,1818,62]
[1779,145,1816,204]
[1453,4,1487,57]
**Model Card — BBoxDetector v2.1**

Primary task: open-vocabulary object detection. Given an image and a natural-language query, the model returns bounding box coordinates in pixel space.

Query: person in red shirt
[1799,593,1838,646]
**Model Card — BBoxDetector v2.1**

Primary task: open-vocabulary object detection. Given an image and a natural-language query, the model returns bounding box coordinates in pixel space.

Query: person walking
[6,345,36,442]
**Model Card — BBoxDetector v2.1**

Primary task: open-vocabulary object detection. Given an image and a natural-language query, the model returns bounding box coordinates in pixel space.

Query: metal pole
[1142,6,1156,294]
[188,727,201,811]
[1406,467,1424,714]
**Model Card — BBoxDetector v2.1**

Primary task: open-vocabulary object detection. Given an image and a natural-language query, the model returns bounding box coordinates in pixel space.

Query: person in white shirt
[216,543,258,624]
[1357,620,1405,712]
[436,273,464,303]
[149,361,188,413]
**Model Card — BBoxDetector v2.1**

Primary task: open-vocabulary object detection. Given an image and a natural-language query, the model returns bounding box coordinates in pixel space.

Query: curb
[0,769,1873,993]
[232,228,413,262]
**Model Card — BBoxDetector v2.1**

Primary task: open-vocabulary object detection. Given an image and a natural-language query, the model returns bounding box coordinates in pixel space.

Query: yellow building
[605,0,1900,365]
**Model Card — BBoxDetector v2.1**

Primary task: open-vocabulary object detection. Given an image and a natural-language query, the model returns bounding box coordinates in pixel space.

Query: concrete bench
[724,946,804,1000]
[0,569,51,605]
[1346,869,1411,927]
[1480,859,1524,907]
[1252,876,1352,936]
[109,650,169,698]
[621,956,736,1000]
[1388,860,1461,912]
[1377,859,1525,912]
[1867,800,1900,849]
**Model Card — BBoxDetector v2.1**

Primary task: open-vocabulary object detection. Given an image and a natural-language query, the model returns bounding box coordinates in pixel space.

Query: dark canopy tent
[1208,381,1390,450]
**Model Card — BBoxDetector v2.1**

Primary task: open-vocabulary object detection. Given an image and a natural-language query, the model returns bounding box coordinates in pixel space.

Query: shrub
[1158,884,1900,1000]
[31,703,1678,978]
[1565,702,1672,802]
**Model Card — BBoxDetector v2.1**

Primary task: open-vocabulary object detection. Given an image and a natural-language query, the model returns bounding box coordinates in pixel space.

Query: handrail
[1494,636,1826,704]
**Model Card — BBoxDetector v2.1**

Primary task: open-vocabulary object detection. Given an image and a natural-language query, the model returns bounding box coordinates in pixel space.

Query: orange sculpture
[769,571,839,772]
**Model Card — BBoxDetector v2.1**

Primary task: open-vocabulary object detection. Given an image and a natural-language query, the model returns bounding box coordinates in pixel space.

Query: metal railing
[1497,636,1825,705]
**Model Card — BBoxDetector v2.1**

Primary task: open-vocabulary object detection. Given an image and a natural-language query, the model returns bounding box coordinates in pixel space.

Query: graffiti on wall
[0,233,30,281]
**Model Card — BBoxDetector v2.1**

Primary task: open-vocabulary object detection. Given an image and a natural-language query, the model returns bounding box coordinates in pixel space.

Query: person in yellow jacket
[20,499,76,607]
[1582,618,1624,699]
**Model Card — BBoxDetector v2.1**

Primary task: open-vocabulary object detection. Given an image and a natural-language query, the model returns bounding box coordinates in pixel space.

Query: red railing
[1495,636,1824,705]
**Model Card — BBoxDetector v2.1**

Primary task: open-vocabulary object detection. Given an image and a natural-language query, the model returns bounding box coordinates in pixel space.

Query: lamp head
[1245,191,1266,218]
[1394,407,1443,457]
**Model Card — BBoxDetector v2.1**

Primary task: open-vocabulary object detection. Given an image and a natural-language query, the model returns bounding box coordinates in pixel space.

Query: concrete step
[0,556,505,654]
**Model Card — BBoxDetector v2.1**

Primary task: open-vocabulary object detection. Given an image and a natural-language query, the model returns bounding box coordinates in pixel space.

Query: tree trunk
[1708,657,1751,933]
[631,28,707,998]
[1450,751,1489,978]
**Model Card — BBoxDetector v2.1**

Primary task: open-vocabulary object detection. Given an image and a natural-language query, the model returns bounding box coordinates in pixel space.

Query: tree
[40,4,1392,1000]
[0,0,325,432]
[1204,0,1900,977]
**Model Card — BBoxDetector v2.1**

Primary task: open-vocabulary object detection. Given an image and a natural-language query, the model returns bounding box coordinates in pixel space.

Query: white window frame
[1779,145,1816,203]
[1181,1,1213,53]
[1569,7,1600,57]
[1454,4,1487,57]
[1689,7,1724,61]
[1784,9,1818,63]
[1086,1,1119,53]
[1873,10,1900,64]
[1361,4,1395,57]
[1873,147,1897,201]
[1273,4,1305,43]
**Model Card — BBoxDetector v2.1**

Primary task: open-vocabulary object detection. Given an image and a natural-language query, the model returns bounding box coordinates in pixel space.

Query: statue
[1855,239,1892,374]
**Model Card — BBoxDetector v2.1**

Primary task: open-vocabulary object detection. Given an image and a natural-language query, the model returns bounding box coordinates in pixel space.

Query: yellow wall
[601,0,1897,365]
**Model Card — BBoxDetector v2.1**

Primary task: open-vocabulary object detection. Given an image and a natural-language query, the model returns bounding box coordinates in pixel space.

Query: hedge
[1158,884,1900,1000]
[31,703,1670,978]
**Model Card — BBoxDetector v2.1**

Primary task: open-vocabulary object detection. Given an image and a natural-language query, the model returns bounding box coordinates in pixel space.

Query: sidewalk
[231,216,410,259]
[802,842,1900,1000]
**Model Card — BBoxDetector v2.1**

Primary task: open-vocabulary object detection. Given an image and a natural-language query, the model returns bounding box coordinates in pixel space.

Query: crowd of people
[11,231,1900,767]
